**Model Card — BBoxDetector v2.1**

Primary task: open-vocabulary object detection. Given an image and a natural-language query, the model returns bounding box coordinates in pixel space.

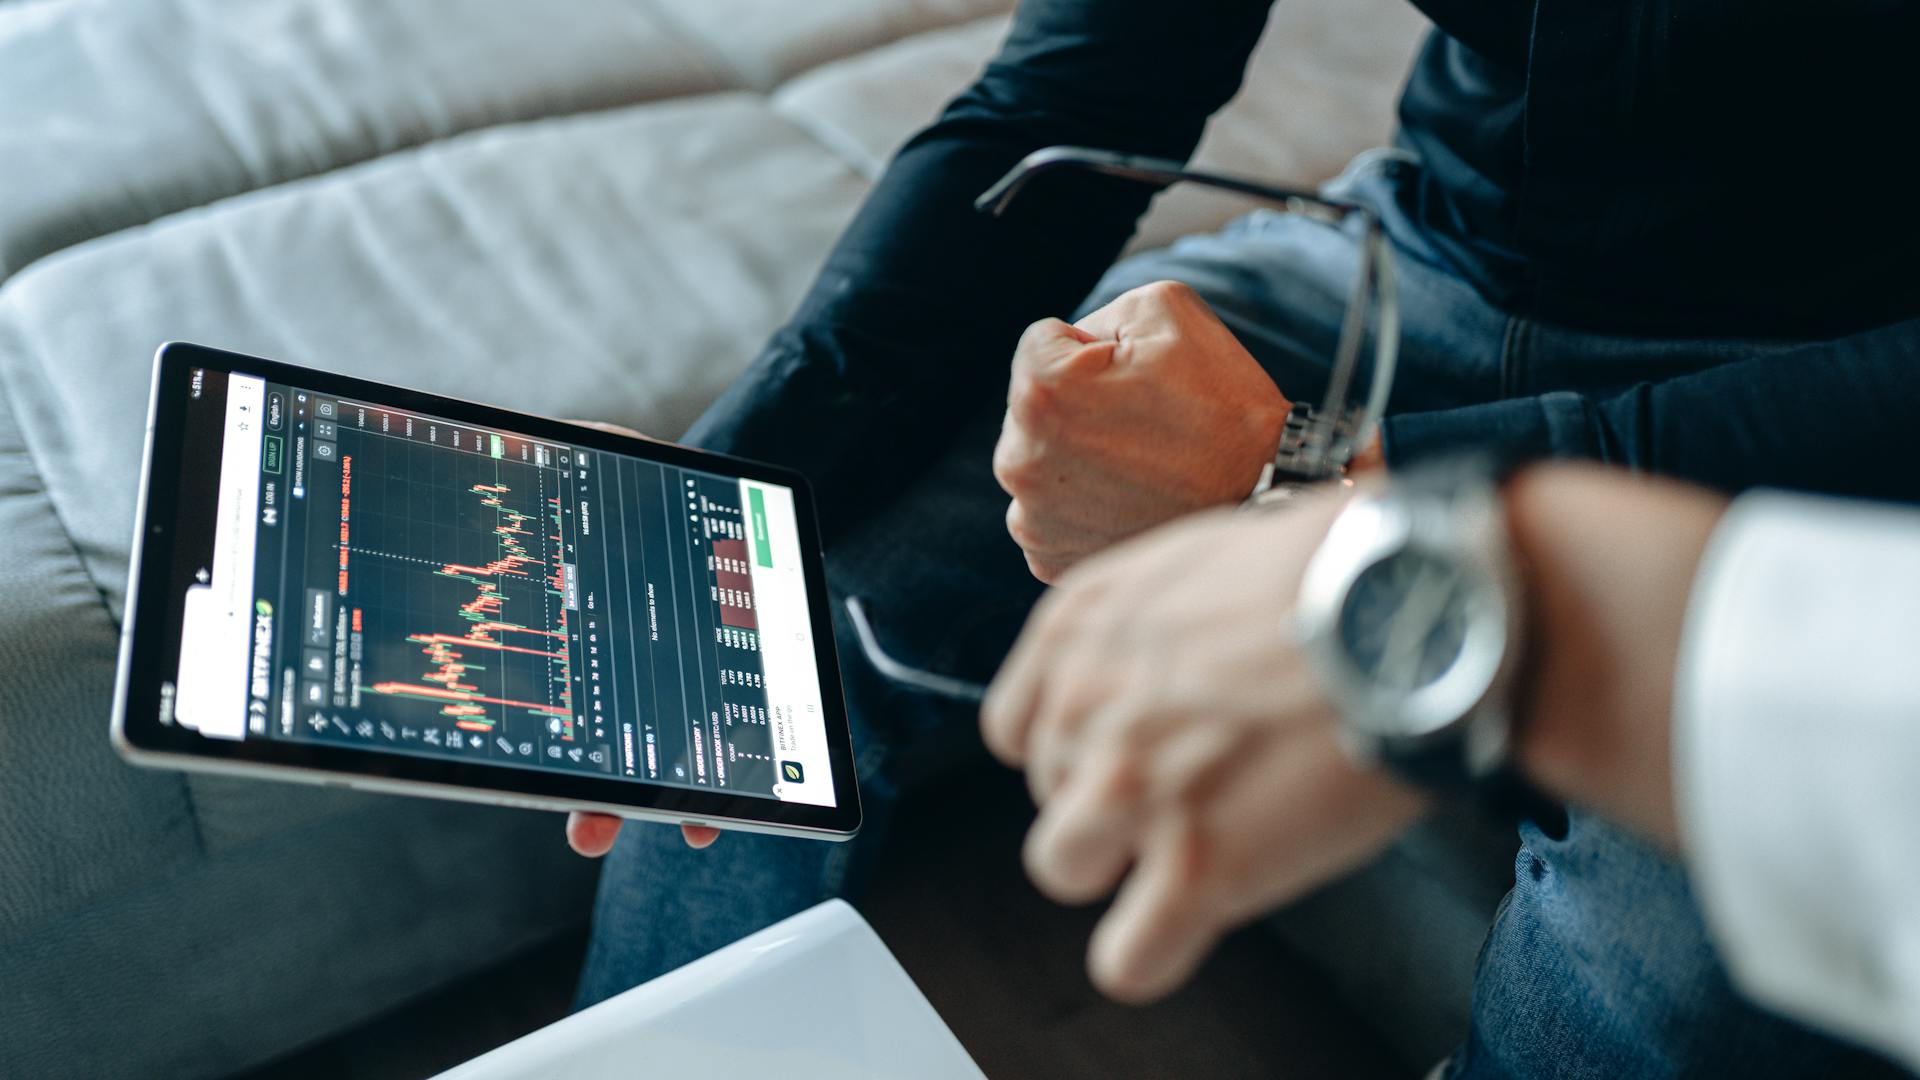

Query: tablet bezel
[112,342,861,839]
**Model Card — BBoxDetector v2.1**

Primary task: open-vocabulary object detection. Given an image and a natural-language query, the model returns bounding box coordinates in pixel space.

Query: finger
[1024,676,1114,804]
[682,824,721,849]
[981,593,1071,766]
[1143,717,1265,807]
[1023,747,1146,904]
[1012,321,1116,405]
[991,421,1044,497]
[1012,317,1101,379]
[1199,726,1428,921]
[1005,348,1115,446]
[567,419,652,440]
[1004,499,1094,573]
[1023,553,1064,585]
[566,811,623,858]
[1086,816,1222,1003]
[1073,279,1200,341]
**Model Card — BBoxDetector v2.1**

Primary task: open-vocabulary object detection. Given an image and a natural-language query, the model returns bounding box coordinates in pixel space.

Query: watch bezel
[1295,487,1519,756]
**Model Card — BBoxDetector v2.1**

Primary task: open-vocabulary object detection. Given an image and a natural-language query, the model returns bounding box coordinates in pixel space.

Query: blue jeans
[576,154,1852,1077]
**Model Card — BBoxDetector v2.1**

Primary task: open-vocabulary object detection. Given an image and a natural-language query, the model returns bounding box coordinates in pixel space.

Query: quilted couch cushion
[0,0,729,281]
[0,93,870,615]
[0,0,1032,284]
[2,779,599,1080]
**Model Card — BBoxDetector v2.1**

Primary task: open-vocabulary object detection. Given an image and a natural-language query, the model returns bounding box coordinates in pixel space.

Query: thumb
[1014,317,1109,379]
[1052,319,1101,345]
[566,811,623,857]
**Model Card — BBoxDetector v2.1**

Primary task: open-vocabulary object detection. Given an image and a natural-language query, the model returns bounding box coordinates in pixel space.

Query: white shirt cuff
[1675,491,1920,1069]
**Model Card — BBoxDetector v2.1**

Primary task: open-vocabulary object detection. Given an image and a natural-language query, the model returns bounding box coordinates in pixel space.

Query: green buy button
[747,487,772,567]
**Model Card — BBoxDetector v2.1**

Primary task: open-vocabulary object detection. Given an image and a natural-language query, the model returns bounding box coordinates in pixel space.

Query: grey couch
[0,1,1463,1076]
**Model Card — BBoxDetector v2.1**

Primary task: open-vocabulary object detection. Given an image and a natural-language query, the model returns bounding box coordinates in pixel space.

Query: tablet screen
[165,367,838,808]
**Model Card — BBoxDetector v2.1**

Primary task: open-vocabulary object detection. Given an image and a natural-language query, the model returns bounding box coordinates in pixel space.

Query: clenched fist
[993,281,1289,583]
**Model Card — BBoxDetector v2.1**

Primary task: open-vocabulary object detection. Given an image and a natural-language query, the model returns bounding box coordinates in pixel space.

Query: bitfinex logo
[249,600,275,733]
[780,760,804,784]
[250,600,275,700]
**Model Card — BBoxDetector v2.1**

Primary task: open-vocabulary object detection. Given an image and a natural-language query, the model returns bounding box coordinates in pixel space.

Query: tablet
[112,343,860,840]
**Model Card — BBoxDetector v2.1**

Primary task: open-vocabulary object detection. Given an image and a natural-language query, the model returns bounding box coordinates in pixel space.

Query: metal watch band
[1268,400,1330,484]
[1244,401,1343,510]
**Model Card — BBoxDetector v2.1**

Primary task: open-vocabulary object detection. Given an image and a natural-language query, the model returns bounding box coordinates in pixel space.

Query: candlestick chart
[322,422,588,764]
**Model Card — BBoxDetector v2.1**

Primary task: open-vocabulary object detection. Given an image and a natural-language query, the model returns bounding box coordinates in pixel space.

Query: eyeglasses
[842,148,1404,702]
[977,145,1400,480]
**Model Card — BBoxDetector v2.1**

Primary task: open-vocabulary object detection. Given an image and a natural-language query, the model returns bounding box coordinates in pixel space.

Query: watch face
[1337,548,1473,694]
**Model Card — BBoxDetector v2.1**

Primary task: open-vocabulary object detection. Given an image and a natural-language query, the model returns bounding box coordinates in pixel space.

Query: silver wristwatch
[1292,457,1523,792]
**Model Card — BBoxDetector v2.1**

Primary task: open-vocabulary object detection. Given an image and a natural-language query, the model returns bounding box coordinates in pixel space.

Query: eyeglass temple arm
[1304,221,1382,475]
[975,146,1362,221]
[844,596,989,703]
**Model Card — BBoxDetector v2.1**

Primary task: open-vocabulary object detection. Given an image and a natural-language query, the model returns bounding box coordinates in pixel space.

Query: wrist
[1347,431,1386,474]
[1503,466,1728,847]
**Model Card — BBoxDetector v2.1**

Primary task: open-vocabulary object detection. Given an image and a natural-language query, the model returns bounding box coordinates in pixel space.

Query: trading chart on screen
[208,375,834,806]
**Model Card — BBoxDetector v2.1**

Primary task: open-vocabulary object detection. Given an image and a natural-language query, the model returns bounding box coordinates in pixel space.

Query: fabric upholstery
[3,794,598,1080]
[0,384,200,938]
[648,0,1011,91]
[0,0,731,281]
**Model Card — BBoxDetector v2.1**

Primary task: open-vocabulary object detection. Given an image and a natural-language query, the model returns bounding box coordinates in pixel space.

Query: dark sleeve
[684,0,1277,541]
[1380,316,1920,505]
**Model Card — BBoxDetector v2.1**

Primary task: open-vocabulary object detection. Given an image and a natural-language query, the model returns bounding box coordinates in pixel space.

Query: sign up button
[748,487,772,568]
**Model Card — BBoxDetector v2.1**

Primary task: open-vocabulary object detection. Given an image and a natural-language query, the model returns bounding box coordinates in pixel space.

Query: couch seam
[636,0,760,92]
[766,98,885,182]
[0,383,121,631]
[762,11,1020,184]
[764,107,887,187]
